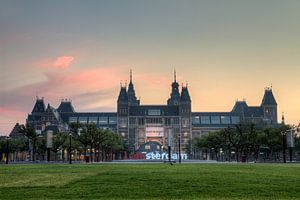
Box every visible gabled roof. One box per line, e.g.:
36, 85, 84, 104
261, 88, 277, 106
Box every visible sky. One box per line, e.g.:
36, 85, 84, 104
1, 0, 300, 135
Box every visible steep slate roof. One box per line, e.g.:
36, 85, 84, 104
231, 101, 248, 113
32, 98, 45, 113
57, 101, 75, 113
46, 104, 60, 121
9, 123, 24, 138
180, 87, 191, 102
261, 89, 277, 106
117, 87, 128, 102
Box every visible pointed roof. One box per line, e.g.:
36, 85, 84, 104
117, 86, 128, 103
9, 123, 24, 138
261, 88, 277, 106
127, 70, 139, 106
57, 100, 75, 113
45, 103, 60, 121
128, 69, 134, 91
180, 86, 191, 102
168, 70, 180, 105
31, 98, 45, 113
231, 100, 248, 113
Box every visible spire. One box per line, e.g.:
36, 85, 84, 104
174, 69, 177, 82
281, 112, 285, 125
127, 69, 139, 106
168, 70, 180, 106
130, 69, 132, 83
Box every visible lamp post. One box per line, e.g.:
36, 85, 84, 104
69, 133, 72, 164
178, 133, 181, 164
281, 131, 287, 163
6, 136, 10, 164
168, 128, 172, 164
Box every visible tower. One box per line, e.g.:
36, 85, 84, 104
180, 83, 192, 154
261, 87, 278, 124
167, 70, 181, 106
117, 83, 129, 144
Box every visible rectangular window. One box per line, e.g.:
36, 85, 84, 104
192, 116, 200, 125
78, 117, 88, 124
173, 118, 179, 125
129, 118, 136, 125
119, 118, 127, 127
69, 117, 78, 123
109, 117, 117, 124
200, 116, 210, 124
138, 118, 145, 125
164, 118, 170, 125
148, 109, 161, 116
89, 117, 98, 124
99, 117, 108, 124
221, 116, 231, 124
211, 116, 220, 124
182, 118, 189, 127
231, 116, 240, 124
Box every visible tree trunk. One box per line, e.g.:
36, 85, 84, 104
90, 143, 93, 163
84, 145, 87, 162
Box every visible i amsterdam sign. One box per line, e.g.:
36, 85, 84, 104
145, 152, 188, 160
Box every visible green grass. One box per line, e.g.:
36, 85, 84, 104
0, 163, 300, 199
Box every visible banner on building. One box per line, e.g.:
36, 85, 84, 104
146, 127, 164, 137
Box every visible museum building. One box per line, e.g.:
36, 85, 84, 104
24, 71, 278, 154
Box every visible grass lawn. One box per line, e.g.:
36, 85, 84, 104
0, 163, 299, 199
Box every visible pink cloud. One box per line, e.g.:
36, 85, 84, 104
0, 65, 176, 134
54, 56, 74, 68
36, 55, 74, 69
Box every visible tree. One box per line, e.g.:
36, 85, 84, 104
101, 130, 123, 161
20, 124, 37, 161
52, 132, 68, 161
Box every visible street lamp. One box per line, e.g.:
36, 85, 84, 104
6, 136, 10, 164
280, 131, 287, 163
178, 133, 181, 164
69, 133, 72, 164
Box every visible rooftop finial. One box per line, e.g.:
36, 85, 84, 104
130, 69, 132, 82
186, 81, 188, 88
120, 80, 122, 88
281, 112, 285, 125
